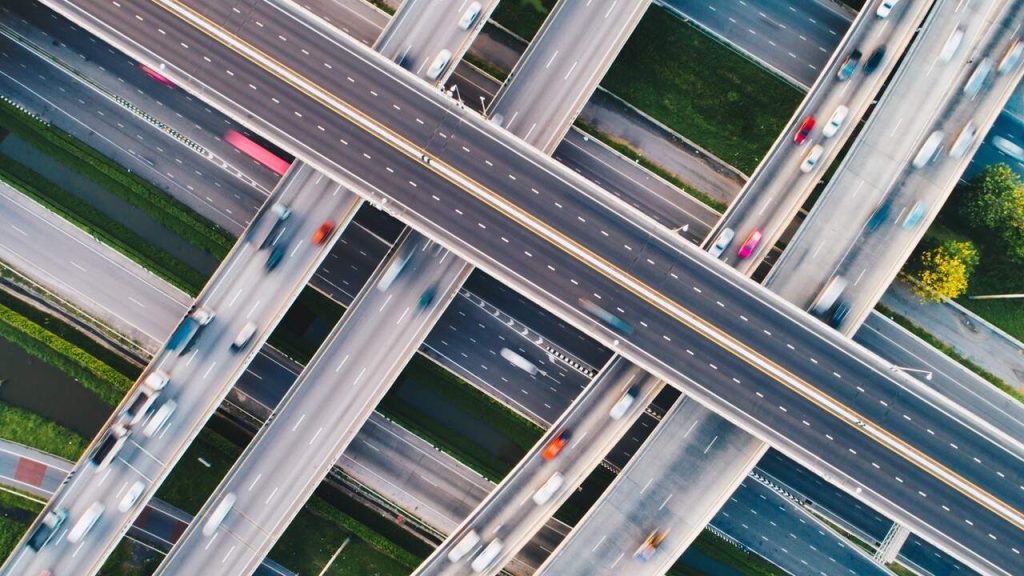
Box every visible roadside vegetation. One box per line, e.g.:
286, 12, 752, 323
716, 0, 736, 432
378, 354, 544, 482
0, 290, 137, 406
99, 541, 162, 576
155, 427, 244, 515
267, 286, 347, 364
490, 0, 557, 41
601, 9, 802, 174
0, 402, 86, 461
0, 489, 44, 562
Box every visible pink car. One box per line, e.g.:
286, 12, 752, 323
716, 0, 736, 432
737, 228, 763, 259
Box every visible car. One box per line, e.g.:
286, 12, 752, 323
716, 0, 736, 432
140, 63, 176, 87
903, 201, 927, 229
634, 529, 669, 562
145, 370, 169, 392
231, 322, 257, 351
876, 0, 900, 18
448, 530, 481, 562
532, 472, 565, 505
378, 249, 414, 291
963, 58, 992, 97
866, 198, 893, 231
993, 135, 1024, 160
67, 502, 105, 544
811, 276, 848, 317
312, 220, 334, 245
708, 228, 735, 258
736, 228, 763, 259
609, 385, 640, 420
27, 509, 67, 551
458, 2, 482, 30
418, 285, 438, 310
794, 116, 815, 145
863, 46, 886, 75
427, 49, 452, 80
949, 122, 977, 159
470, 539, 504, 573
202, 493, 237, 536
142, 399, 177, 437
837, 49, 862, 81
542, 429, 571, 460
912, 131, 944, 168
822, 105, 849, 138
939, 26, 965, 62
827, 300, 850, 328
578, 298, 633, 334
998, 38, 1023, 73
500, 348, 538, 375
118, 480, 147, 512
800, 144, 825, 173
265, 243, 286, 271
90, 423, 131, 470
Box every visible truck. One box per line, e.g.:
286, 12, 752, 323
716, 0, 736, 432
90, 424, 131, 471
166, 307, 215, 354
27, 508, 68, 551
259, 202, 292, 250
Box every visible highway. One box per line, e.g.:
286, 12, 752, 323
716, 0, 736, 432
488, 0, 650, 152
30, 1, 1024, 573
660, 0, 852, 88
155, 232, 472, 575
2, 162, 363, 576
375, 0, 496, 84
414, 358, 661, 575
767, 1, 1024, 329
712, 0, 935, 276
537, 397, 766, 576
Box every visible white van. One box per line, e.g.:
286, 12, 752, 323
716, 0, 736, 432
447, 530, 481, 562
67, 502, 105, 544
231, 322, 257, 352
143, 400, 177, 437
470, 538, 504, 573
532, 472, 565, 505
500, 348, 538, 375
202, 493, 237, 536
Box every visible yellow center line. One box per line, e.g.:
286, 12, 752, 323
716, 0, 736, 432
149, 0, 1022, 532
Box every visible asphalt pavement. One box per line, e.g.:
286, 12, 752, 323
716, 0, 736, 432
31, 1, 1024, 572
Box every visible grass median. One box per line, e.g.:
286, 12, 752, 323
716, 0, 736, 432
602, 8, 802, 175
0, 402, 87, 461
491, 0, 557, 41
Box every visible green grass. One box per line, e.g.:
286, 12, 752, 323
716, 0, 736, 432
0, 489, 44, 563
0, 402, 87, 461
270, 496, 422, 575
888, 562, 919, 576
0, 298, 135, 406
490, 0, 556, 41
267, 286, 347, 364
554, 465, 615, 525
601, 8, 803, 175
575, 121, 727, 212
366, 0, 396, 15
154, 428, 243, 514
378, 354, 544, 482
0, 100, 233, 259
463, 51, 510, 82
99, 540, 162, 576
669, 530, 787, 576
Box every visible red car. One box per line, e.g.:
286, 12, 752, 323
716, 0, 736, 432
542, 429, 571, 460
737, 228, 763, 259
140, 64, 176, 88
794, 116, 815, 145
312, 220, 334, 245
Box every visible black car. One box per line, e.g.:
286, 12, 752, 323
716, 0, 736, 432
863, 46, 887, 75
828, 300, 851, 328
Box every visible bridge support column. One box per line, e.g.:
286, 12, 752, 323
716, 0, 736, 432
874, 522, 910, 564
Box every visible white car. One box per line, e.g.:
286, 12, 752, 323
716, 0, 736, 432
470, 539, 504, 573
800, 144, 825, 173
448, 530, 481, 562
939, 27, 964, 62
876, 0, 900, 18
118, 480, 147, 512
458, 2, 482, 30
500, 348, 538, 375
822, 105, 849, 138
532, 472, 565, 505
948, 122, 977, 159
993, 135, 1024, 160
427, 49, 452, 80
609, 385, 639, 420
708, 228, 734, 258
963, 58, 992, 98
202, 493, 237, 536
912, 131, 944, 168
67, 502, 105, 544
998, 39, 1023, 74
143, 399, 177, 437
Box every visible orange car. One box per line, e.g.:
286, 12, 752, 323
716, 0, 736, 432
312, 220, 334, 245
542, 429, 571, 460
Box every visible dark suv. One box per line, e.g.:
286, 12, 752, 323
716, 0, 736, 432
837, 49, 862, 80
864, 46, 887, 75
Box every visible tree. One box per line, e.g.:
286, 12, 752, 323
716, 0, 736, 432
960, 163, 1024, 261
911, 240, 979, 302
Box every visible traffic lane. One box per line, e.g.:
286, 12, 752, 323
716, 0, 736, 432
537, 398, 763, 576
424, 360, 661, 575
661, 0, 849, 87
856, 314, 1024, 447
79, 0, 1024, 557
8, 1, 282, 193
17, 164, 361, 576
0, 181, 190, 348
163, 237, 471, 575
902, 533, 974, 576
490, 0, 650, 152
966, 110, 1024, 179
312, 217, 394, 304
714, 478, 889, 576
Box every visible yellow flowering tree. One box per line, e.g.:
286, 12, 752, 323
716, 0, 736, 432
912, 240, 979, 302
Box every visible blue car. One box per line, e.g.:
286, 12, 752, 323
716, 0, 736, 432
903, 201, 927, 229
265, 244, 286, 271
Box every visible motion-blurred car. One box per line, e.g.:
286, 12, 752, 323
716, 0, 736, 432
312, 220, 334, 245
794, 116, 815, 145
118, 480, 146, 512
418, 285, 438, 310
998, 38, 1023, 73
939, 26, 965, 62
912, 131, 944, 168
822, 105, 849, 138
800, 144, 825, 173
863, 46, 886, 75
578, 298, 633, 334
949, 122, 977, 159
265, 243, 286, 271
634, 529, 669, 562
736, 228, 763, 259
993, 135, 1024, 160
459, 2, 482, 30
963, 58, 993, 97
903, 201, 927, 229
708, 227, 735, 258
609, 385, 640, 420
532, 472, 565, 505
837, 49, 862, 81
542, 429, 571, 460
427, 49, 452, 80
876, 0, 900, 18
